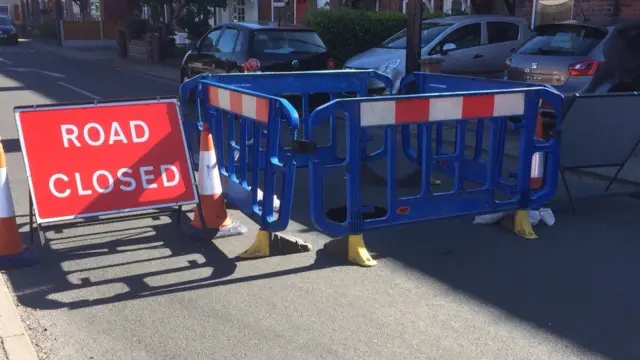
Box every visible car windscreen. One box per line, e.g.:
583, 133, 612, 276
252, 30, 326, 54
379, 23, 453, 49
516, 25, 607, 56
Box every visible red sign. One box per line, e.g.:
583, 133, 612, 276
15, 99, 197, 223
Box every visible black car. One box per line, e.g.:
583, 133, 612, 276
0, 17, 18, 45
180, 21, 334, 83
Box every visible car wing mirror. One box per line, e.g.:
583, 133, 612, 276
442, 43, 457, 55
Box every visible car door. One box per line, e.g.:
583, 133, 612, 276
482, 21, 523, 78
213, 27, 242, 73
429, 22, 484, 76
189, 27, 223, 76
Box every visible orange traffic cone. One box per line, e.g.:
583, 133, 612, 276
0, 137, 37, 269
530, 114, 545, 190
189, 125, 246, 238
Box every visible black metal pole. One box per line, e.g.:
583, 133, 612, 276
54, 0, 63, 45
405, 0, 422, 75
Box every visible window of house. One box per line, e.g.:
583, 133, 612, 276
233, 0, 246, 22
487, 21, 520, 44
217, 28, 240, 52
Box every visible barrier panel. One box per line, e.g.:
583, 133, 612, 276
14, 97, 199, 244
398, 72, 564, 205
180, 70, 394, 169
180, 79, 301, 234
557, 92, 640, 214
307, 86, 563, 239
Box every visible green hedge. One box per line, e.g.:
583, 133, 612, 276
303, 8, 444, 67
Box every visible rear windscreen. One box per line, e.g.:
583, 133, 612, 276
252, 30, 326, 54
516, 26, 607, 56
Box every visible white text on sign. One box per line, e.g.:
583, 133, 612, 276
50, 120, 181, 198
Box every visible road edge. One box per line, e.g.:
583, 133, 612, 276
0, 274, 39, 360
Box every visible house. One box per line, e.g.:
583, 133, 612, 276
214, 0, 640, 27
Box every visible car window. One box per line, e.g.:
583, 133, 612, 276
0, 17, 11, 26
217, 28, 239, 52
379, 22, 453, 49
252, 30, 326, 54
517, 25, 607, 56
234, 30, 246, 52
200, 29, 222, 52
487, 22, 519, 44
440, 23, 482, 50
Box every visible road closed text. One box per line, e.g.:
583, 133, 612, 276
48, 165, 181, 198
15, 100, 197, 222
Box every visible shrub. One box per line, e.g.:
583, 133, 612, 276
36, 17, 58, 38
303, 8, 444, 67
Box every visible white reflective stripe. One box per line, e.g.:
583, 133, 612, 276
493, 93, 525, 116
429, 96, 463, 121
531, 152, 544, 178
360, 101, 395, 126
218, 88, 231, 112
0, 168, 15, 218
242, 94, 257, 119
198, 150, 222, 196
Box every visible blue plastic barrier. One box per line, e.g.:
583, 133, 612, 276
182, 70, 393, 168
398, 72, 564, 203
307, 85, 564, 237
179, 78, 300, 233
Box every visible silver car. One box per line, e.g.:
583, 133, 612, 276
344, 15, 533, 93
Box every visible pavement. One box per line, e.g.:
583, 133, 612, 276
1, 40, 640, 360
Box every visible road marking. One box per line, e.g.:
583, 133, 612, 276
0, 58, 12, 64
6, 68, 66, 78
57, 82, 102, 100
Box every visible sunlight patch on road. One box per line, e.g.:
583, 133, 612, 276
45, 283, 130, 304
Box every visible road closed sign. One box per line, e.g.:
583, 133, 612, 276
15, 98, 198, 223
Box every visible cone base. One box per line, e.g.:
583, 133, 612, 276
186, 221, 247, 240
0, 245, 38, 270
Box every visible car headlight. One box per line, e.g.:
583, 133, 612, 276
378, 59, 400, 74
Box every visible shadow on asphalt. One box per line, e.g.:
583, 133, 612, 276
4, 61, 640, 359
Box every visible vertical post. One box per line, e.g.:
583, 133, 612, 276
55, 0, 63, 45
405, 0, 422, 76
530, 0, 538, 30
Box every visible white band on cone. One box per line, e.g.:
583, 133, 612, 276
0, 168, 15, 218
198, 150, 223, 196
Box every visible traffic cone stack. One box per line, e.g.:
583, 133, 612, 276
189, 125, 247, 238
0, 137, 37, 270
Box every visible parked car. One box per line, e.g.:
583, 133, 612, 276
0, 16, 18, 45
180, 21, 335, 83
505, 18, 640, 109
344, 15, 533, 93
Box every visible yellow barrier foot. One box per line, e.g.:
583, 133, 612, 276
504, 210, 538, 240
238, 230, 312, 259
324, 234, 377, 267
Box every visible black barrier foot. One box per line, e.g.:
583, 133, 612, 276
0, 246, 38, 270
398, 168, 441, 188
324, 234, 377, 267
500, 210, 538, 240
238, 230, 312, 259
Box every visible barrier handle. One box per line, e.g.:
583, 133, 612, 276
398, 73, 417, 94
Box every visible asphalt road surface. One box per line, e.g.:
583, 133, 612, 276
2, 41, 640, 360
